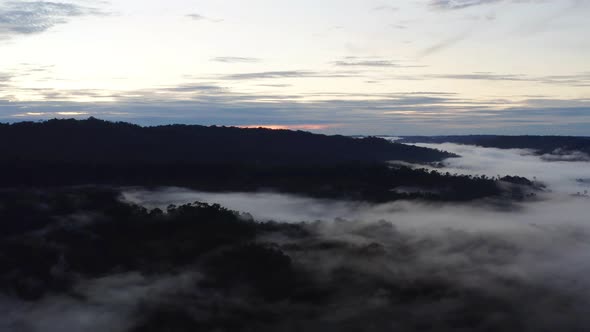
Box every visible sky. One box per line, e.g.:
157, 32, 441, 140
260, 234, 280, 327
0, 0, 589, 135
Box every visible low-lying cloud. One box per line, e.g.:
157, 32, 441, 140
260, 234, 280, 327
414, 143, 590, 194
119, 143, 590, 329
2, 143, 590, 331
0, 273, 199, 332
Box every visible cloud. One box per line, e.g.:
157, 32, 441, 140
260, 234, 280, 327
122, 143, 590, 226
390, 24, 408, 29
2, 144, 590, 330
333, 60, 401, 68
430, 0, 503, 10
373, 5, 400, 12
0, 272, 199, 332
539, 73, 590, 87
220, 70, 314, 80
0, 73, 13, 87
118, 145, 590, 330
160, 83, 225, 93
211, 57, 261, 63
218, 70, 359, 80
429, 72, 590, 87
186, 13, 222, 23
419, 32, 470, 56
382, 70, 590, 87
186, 13, 206, 20
414, 143, 590, 194
1, 80, 589, 135
0, 1, 108, 38
431, 73, 528, 81
429, 0, 565, 10
332, 56, 426, 68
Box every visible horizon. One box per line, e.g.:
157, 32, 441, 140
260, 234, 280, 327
2, 3, 590, 329
1, 0, 589, 135
3, 116, 590, 138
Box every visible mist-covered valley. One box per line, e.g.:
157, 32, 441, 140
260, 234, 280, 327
1, 139, 589, 332
3, 0, 589, 329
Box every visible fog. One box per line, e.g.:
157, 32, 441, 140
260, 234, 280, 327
415, 143, 590, 195
3, 143, 590, 331
0, 272, 200, 332
119, 143, 590, 330
120, 143, 590, 270
122, 143, 590, 232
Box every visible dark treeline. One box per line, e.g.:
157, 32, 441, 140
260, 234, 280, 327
0, 118, 538, 202
399, 135, 590, 156
0, 118, 454, 165
0, 162, 536, 202
0, 188, 580, 331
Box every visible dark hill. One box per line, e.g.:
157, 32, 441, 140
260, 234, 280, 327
0, 119, 536, 203
0, 118, 454, 165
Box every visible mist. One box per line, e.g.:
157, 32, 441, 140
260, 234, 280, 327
2, 143, 590, 331
118, 143, 590, 330
122, 143, 590, 230
415, 143, 590, 195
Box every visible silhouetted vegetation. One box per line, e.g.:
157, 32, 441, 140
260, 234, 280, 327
0, 163, 538, 202
0, 188, 578, 331
0, 188, 257, 300
0, 118, 542, 202
0, 118, 454, 165
0, 120, 558, 331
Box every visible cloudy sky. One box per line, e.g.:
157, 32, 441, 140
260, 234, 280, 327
0, 0, 589, 134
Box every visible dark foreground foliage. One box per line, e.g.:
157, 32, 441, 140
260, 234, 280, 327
0, 188, 584, 332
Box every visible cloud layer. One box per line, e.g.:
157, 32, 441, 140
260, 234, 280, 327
1, 143, 589, 331
0, 1, 107, 38
116, 143, 590, 331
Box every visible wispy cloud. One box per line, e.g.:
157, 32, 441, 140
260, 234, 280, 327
333, 60, 400, 68
432, 72, 528, 81
419, 32, 470, 57
220, 71, 313, 80
211, 57, 261, 63
1, 82, 589, 135
0, 72, 13, 82
429, 0, 558, 10
430, 0, 503, 10
160, 83, 225, 93
373, 5, 400, 12
429, 72, 590, 87
0, 1, 108, 38
218, 70, 359, 80
186, 13, 223, 23
333, 57, 425, 68
186, 13, 206, 20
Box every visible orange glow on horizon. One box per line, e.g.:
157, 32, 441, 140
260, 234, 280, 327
238, 124, 338, 131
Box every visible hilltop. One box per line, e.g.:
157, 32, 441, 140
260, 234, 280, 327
0, 118, 453, 166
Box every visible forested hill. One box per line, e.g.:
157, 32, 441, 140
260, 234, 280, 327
399, 135, 590, 155
0, 118, 454, 165
0, 119, 537, 203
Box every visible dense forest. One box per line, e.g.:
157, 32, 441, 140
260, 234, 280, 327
0, 118, 538, 202
0, 118, 453, 165
399, 135, 590, 156
0, 188, 576, 332
0, 121, 577, 331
